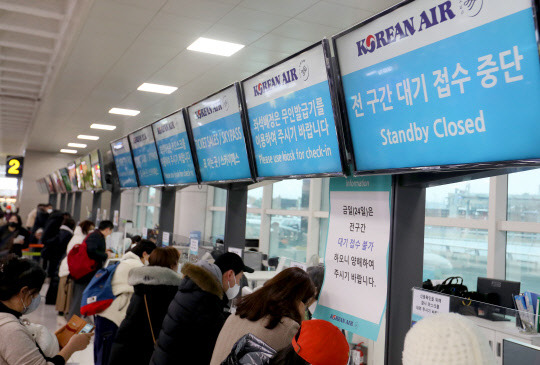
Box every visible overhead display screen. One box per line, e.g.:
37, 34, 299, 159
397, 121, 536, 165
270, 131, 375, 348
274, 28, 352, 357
152, 110, 198, 185
129, 126, 164, 186
59, 168, 72, 192
51, 172, 66, 193
334, 0, 540, 172
44, 175, 55, 194
90, 150, 103, 190
187, 84, 252, 182
242, 41, 344, 179
111, 137, 138, 188
79, 155, 93, 190
67, 162, 78, 192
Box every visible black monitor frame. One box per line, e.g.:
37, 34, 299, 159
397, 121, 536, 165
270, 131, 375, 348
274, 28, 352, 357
110, 136, 140, 189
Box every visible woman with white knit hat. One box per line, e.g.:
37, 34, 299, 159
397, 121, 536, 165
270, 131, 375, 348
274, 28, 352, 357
402, 313, 496, 365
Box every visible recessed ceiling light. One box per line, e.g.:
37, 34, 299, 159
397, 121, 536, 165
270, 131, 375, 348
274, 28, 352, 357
60, 149, 77, 154
68, 143, 87, 148
91, 123, 116, 130
137, 83, 178, 94
187, 37, 244, 57
109, 108, 140, 116
77, 135, 99, 140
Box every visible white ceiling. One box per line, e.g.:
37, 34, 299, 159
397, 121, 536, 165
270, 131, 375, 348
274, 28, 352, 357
1, 0, 401, 158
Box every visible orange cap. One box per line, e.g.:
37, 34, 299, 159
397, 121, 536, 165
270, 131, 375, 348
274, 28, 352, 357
292, 320, 349, 365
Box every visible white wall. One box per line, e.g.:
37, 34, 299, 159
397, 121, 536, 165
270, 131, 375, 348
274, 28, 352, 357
174, 185, 209, 241
19, 150, 74, 225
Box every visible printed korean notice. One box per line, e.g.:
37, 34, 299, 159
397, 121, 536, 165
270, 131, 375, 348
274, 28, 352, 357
334, 0, 540, 171
314, 175, 391, 340
411, 288, 450, 325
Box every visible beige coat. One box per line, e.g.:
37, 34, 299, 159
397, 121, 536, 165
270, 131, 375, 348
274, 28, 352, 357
0, 313, 55, 365
210, 314, 300, 365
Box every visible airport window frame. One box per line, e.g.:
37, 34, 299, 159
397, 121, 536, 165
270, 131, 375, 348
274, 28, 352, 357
132, 187, 161, 231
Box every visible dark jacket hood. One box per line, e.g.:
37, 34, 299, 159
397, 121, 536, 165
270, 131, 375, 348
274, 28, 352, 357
128, 266, 183, 287
181, 262, 223, 300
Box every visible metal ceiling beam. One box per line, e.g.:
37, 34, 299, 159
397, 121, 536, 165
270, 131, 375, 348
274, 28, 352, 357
0, 2, 64, 20
0, 23, 58, 40
1, 111, 32, 118
0, 108, 34, 116
0, 40, 54, 54
0, 54, 48, 66
0, 93, 39, 101
1, 84, 39, 94
0, 76, 42, 86
0, 98, 35, 107
0, 67, 45, 77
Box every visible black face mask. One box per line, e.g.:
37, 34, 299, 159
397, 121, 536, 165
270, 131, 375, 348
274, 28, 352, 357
8, 222, 18, 228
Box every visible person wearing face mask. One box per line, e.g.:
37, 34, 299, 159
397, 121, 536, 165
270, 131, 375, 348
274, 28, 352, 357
0, 214, 30, 258
150, 252, 253, 365
31, 205, 52, 236
210, 267, 316, 365
68, 220, 114, 319
0, 255, 92, 365
109, 246, 182, 365
93, 240, 156, 365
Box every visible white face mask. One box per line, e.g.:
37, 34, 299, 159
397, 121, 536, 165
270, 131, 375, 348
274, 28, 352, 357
225, 275, 240, 299
46, 209, 53, 214
20, 294, 41, 315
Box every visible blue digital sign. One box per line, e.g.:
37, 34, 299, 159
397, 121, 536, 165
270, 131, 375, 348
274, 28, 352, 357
334, 0, 540, 172
129, 127, 164, 186
187, 85, 252, 182
152, 111, 198, 185
111, 138, 138, 188
243, 42, 344, 178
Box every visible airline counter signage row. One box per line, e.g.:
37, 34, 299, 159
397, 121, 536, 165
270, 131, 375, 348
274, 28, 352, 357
152, 110, 198, 185
129, 127, 164, 186
111, 137, 138, 188
187, 84, 253, 183
334, 0, 540, 173
242, 40, 346, 179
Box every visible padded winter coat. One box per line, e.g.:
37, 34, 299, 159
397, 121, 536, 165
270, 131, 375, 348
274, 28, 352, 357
150, 262, 229, 365
221, 334, 276, 365
108, 266, 182, 365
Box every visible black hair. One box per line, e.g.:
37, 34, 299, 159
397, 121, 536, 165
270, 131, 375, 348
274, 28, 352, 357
0, 255, 46, 300
131, 240, 157, 258
131, 235, 142, 244
62, 217, 76, 231
306, 265, 325, 300
269, 345, 309, 365
8, 214, 23, 227
98, 220, 114, 231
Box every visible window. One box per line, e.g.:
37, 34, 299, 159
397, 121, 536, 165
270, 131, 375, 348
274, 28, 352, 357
269, 215, 308, 262
506, 232, 540, 293
211, 211, 225, 242
272, 180, 310, 210
508, 169, 540, 222
214, 187, 227, 207
132, 187, 161, 230
246, 213, 261, 239
426, 178, 489, 219
248, 187, 263, 208
319, 218, 329, 259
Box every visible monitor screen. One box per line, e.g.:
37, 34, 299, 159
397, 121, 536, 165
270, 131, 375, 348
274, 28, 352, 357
129, 126, 164, 186
90, 150, 103, 190
79, 155, 93, 190
503, 339, 540, 364
152, 110, 198, 185
187, 84, 252, 183
333, 0, 540, 173
59, 168, 72, 192
477, 277, 521, 310
67, 162, 78, 192
44, 175, 55, 194
50, 173, 65, 193
111, 137, 138, 188
242, 41, 344, 179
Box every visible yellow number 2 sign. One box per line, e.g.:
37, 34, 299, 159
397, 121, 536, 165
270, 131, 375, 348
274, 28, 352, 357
6, 156, 24, 178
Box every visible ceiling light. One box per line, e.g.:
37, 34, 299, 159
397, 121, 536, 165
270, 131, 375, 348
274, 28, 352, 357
109, 108, 140, 116
68, 143, 87, 148
77, 135, 99, 140
91, 123, 116, 130
137, 83, 178, 94
187, 37, 244, 57
60, 149, 77, 154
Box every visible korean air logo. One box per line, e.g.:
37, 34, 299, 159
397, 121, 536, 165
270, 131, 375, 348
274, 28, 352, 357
222, 95, 230, 111
330, 314, 357, 328
459, 0, 483, 17
298, 59, 309, 81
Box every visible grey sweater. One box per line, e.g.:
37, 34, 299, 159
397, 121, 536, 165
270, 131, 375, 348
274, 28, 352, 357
0, 313, 57, 365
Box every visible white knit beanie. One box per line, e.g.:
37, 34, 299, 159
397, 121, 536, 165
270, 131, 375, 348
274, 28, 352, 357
402, 313, 496, 365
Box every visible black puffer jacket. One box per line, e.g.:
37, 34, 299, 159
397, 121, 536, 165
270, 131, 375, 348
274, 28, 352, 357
221, 334, 277, 365
108, 266, 182, 365
150, 262, 229, 365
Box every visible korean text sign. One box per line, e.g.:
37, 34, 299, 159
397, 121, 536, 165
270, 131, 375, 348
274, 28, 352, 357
314, 175, 391, 340
411, 288, 450, 325
243, 42, 343, 178
188, 85, 252, 182
111, 138, 138, 188
129, 127, 164, 186
334, 0, 540, 171
152, 111, 198, 185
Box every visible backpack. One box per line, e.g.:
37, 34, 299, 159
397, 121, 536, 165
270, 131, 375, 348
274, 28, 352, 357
80, 262, 119, 316
67, 239, 96, 280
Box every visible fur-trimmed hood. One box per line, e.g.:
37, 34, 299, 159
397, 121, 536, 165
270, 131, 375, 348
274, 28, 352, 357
181, 262, 223, 299
129, 266, 183, 287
